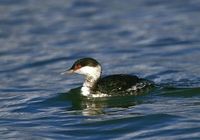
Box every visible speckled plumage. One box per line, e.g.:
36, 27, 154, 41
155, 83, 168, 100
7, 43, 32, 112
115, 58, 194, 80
64, 58, 154, 97
93, 74, 153, 95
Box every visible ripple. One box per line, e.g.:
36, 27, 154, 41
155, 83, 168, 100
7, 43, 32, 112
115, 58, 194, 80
0, 56, 70, 73
0, 0, 200, 139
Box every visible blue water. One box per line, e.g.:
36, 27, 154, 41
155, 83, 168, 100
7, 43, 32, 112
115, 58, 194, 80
0, 0, 200, 139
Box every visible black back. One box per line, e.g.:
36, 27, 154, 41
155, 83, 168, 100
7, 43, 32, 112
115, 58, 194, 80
94, 74, 140, 94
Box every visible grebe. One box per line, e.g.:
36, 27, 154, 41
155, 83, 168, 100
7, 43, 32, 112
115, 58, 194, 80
63, 58, 154, 98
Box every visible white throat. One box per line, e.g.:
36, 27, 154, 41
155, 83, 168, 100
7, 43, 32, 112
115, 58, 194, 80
74, 65, 101, 96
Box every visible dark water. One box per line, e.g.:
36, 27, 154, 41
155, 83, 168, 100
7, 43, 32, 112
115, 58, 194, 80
0, 0, 200, 139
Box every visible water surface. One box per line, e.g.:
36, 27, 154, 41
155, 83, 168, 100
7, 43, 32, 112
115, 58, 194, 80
0, 0, 200, 139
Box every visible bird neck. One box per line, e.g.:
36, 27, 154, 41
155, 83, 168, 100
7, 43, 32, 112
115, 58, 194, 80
81, 66, 101, 96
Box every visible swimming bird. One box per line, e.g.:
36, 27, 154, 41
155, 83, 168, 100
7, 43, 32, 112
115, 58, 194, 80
63, 58, 154, 98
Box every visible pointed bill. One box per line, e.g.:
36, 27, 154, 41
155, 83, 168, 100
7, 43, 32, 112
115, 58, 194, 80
61, 69, 74, 75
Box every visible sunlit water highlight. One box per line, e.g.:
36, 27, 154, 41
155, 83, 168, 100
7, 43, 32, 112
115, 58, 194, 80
0, 0, 200, 139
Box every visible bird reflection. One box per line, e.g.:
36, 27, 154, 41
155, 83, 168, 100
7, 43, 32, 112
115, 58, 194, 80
56, 87, 150, 116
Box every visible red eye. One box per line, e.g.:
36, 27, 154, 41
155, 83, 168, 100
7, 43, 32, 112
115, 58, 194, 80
75, 64, 81, 70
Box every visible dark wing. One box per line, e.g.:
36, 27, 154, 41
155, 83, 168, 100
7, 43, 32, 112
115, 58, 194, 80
94, 74, 139, 94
